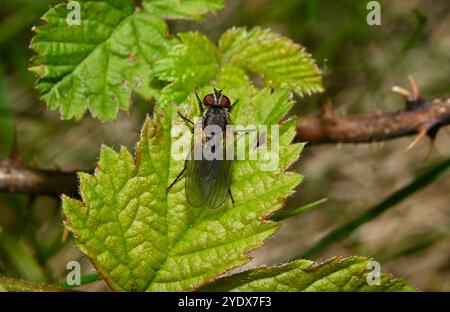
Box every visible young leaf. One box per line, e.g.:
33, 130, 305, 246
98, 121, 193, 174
216, 64, 251, 89
219, 27, 324, 96
198, 256, 415, 292
62, 85, 303, 291
155, 27, 323, 105
144, 0, 224, 20
30, 0, 174, 120
154, 32, 220, 105
30, 0, 225, 120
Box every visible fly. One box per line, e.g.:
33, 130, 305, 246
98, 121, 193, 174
168, 88, 237, 209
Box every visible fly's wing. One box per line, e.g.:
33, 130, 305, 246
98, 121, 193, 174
185, 113, 233, 209
185, 158, 232, 209
185, 124, 206, 208
203, 158, 232, 209
185, 157, 205, 208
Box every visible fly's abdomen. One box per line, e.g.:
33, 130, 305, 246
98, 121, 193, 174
185, 158, 232, 209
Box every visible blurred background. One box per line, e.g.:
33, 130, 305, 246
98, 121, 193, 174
0, 0, 449, 291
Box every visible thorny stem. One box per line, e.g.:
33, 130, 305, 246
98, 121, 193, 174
1, 90, 450, 197
296, 95, 450, 144
0, 158, 80, 198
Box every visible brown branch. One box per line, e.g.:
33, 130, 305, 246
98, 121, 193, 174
1, 89, 450, 197
0, 159, 79, 198
296, 96, 450, 144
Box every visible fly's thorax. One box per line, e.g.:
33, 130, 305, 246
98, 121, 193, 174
202, 106, 230, 132
190, 107, 232, 161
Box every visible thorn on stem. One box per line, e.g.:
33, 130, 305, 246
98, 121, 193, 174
407, 126, 429, 151
392, 86, 412, 99
407, 75, 420, 98
393, 76, 426, 111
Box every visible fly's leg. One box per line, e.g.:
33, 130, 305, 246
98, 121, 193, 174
229, 99, 239, 113
167, 163, 187, 193
177, 111, 194, 130
194, 91, 204, 114
170, 112, 194, 193
228, 189, 235, 206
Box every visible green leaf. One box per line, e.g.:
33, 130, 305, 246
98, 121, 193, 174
144, 0, 224, 20
155, 27, 323, 105
62, 85, 303, 291
198, 256, 415, 292
219, 27, 324, 96
216, 64, 251, 88
154, 32, 220, 105
30, 0, 174, 120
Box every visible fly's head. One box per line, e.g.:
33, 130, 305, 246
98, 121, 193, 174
202, 88, 231, 110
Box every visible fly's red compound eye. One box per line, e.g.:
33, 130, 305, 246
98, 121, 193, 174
203, 94, 215, 106
220, 95, 231, 109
